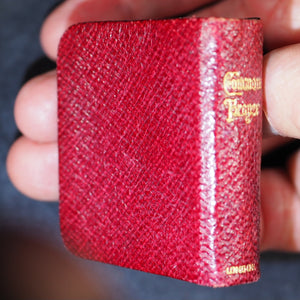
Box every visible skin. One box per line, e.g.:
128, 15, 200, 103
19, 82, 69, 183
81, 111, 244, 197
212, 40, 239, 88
6, 0, 300, 252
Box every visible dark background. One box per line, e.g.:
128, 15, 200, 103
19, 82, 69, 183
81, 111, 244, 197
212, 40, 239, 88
1, 0, 300, 299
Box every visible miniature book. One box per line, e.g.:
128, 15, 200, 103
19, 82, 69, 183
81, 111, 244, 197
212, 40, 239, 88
58, 18, 263, 287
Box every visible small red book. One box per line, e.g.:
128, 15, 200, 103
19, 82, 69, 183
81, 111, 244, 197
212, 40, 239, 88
57, 18, 263, 287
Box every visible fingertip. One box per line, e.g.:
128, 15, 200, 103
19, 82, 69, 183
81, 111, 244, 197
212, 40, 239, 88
40, 1, 77, 60
264, 44, 300, 139
7, 137, 59, 201
15, 70, 57, 143
40, 16, 59, 61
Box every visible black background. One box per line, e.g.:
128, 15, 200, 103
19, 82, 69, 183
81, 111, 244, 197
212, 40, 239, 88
1, 0, 300, 299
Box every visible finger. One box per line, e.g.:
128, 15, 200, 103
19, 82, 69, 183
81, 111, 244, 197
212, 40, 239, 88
262, 114, 292, 154
262, 136, 292, 154
289, 150, 300, 197
40, 0, 216, 60
6, 137, 59, 201
15, 70, 57, 143
260, 169, 300, 252
263, 44, 300, 139
195, 0, 300, 51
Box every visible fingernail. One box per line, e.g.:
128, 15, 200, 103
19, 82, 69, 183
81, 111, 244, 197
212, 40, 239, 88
263, 113, 280, 138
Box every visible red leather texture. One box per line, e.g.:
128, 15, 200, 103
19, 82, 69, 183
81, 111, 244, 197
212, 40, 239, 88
57, 18, 263, 287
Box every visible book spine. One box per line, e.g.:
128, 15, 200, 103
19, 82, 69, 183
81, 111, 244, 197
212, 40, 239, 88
198, 19, 263, 287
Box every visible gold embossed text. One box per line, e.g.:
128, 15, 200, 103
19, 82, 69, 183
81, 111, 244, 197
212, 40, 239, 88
223, 71, 262, 97
226, 263, 256, 275
223, 98, 260, 124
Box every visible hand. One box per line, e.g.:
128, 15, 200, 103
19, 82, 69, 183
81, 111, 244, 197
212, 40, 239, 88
7, 0, 300, 252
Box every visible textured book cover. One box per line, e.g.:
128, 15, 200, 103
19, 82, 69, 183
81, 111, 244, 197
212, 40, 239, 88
57, 18, 263, 287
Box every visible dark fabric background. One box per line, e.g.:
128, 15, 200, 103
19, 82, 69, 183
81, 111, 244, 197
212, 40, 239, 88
1, 0, 300, 299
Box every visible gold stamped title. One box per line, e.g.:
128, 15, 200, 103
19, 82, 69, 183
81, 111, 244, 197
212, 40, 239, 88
223, 71, 262, 124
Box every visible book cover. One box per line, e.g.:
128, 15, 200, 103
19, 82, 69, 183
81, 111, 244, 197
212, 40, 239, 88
57, 18, 263, 287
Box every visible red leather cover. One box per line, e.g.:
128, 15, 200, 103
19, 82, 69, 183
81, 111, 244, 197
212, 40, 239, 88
57, 18, 263, 287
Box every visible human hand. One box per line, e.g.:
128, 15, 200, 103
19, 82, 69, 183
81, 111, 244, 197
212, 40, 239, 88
7, 0, 300, 252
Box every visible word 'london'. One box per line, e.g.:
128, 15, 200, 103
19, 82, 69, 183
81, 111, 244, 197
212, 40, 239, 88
223, 71, 262, 124
226, 263, 256, 275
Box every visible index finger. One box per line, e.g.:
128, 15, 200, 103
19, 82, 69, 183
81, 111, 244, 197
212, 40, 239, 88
41, 0, 217, 60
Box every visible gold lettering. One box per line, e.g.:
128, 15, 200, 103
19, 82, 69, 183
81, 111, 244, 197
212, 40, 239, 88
223, 71, 262, 124
223, 98, 260, 124
223, 71, 262, 97
226, 263, 256, 275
